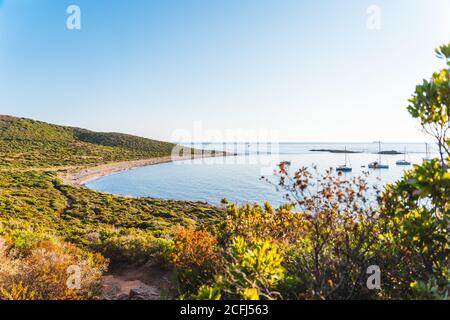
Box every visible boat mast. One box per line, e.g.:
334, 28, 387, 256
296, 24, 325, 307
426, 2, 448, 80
345, 146, 347, 166
378, 141, 381, 163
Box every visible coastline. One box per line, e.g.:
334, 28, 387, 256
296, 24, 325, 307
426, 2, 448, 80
58, 152, 228, 187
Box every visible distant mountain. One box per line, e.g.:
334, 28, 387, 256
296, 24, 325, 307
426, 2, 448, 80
0, 115, 177, 169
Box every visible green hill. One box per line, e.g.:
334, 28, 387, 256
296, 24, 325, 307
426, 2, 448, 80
0, 115, 177, 169
0, 115, 224, 300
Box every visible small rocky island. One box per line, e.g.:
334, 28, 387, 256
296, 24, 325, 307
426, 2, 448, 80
377, 150, 403, 155
310, 149, 404, 155
310, 149, 361, 154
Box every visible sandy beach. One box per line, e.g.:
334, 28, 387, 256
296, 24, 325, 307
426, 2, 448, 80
58, 153, 227, 187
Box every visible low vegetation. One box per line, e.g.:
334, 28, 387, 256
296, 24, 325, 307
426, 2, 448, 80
0, 169, 224, 299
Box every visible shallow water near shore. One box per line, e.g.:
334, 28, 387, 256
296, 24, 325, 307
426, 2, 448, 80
86, 143, 437, 207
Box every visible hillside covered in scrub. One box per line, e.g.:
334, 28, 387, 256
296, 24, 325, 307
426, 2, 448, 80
0, 115, 224, 300
0, 115, 177, 169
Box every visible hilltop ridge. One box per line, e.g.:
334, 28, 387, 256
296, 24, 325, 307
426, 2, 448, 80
0, 115, 177, 169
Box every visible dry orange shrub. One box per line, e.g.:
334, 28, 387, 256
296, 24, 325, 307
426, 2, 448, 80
168, 227, 222, 291
0, 236, 108, 300
169, 227, 219, 271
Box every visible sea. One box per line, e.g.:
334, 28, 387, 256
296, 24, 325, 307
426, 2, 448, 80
86, 143, 437, 207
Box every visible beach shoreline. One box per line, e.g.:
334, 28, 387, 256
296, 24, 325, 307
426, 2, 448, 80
58, 153, 228, 187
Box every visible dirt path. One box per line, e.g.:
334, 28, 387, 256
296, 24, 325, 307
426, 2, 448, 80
101, 262, 173, 300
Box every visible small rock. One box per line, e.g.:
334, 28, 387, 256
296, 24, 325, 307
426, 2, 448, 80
129, 286, 160, 300
117, 293, 130, 300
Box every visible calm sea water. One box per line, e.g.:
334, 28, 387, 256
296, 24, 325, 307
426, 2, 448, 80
86, 143, 437, 207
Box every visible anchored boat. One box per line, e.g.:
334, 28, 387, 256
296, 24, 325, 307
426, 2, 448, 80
368, 141, 389, 169
396, 146, 411, 166
336, 146, 352, 172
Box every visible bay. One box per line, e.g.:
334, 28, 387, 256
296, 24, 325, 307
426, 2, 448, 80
86, 143, 436, 207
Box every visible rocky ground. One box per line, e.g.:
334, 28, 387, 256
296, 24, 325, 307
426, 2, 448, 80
101, 259, 173, 300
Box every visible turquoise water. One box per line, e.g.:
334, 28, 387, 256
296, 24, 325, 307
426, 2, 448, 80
86, 143, 437, 207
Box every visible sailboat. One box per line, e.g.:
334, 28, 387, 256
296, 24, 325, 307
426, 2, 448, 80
336, 146, 352, 172
368, 141, 389, 169
396, 146, 411, 166
423, 143, 432, 162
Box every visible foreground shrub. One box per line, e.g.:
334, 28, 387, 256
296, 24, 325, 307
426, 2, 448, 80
219, 236, 285, 300
379, 161, 449, 298
379, 43, 449, 299
170, 169, 383, 300
222, 202, 303, 243
100, 231, 157, 264
168, 227, 222, 294
193, 236, 285, 300
267, 165, 383, 299
0, 236, 108, 300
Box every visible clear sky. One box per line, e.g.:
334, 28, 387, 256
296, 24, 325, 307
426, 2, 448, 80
1, 0, 449, 142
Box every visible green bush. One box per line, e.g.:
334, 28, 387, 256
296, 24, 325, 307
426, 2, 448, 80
101, 232, 157, 264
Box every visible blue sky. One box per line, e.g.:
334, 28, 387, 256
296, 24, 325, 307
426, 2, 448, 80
0, 0, 449, 142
